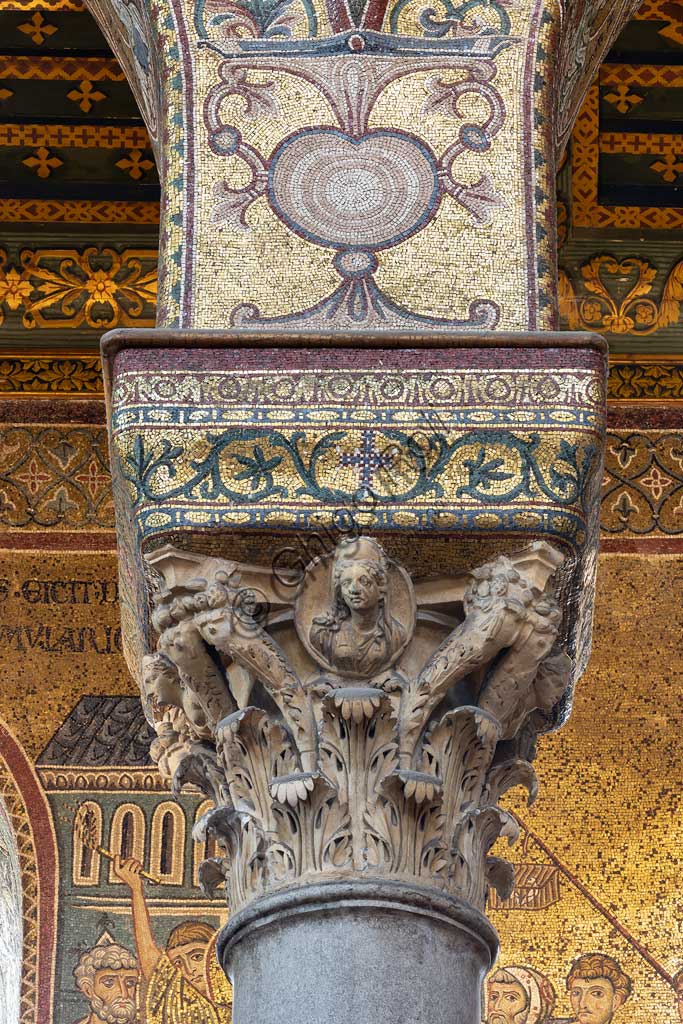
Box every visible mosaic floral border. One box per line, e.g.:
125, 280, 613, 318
0, 248, 157, 331
2, 421, 681, 538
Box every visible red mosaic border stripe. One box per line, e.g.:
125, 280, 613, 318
0, 720, 58, 1024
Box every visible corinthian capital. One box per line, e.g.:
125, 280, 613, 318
144, 536, 568, 917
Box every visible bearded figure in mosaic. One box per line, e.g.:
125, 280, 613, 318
73, 939, 138, 1024
486, 966, 557, 1024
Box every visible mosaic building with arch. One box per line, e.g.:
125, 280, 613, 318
31, 697, 227, 1024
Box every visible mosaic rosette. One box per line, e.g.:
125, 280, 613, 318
104, 333, 607, 692
267, 128, 440, 249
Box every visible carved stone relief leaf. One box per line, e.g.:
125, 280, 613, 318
148, 537, 567, 914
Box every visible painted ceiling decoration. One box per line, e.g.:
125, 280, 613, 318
0, 0, 682, 354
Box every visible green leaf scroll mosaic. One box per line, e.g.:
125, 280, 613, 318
116, 426, 601, 545
3, 425, 681, 537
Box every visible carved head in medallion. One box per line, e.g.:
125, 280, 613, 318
296, 536, 415, 681
332, 537, 388, 616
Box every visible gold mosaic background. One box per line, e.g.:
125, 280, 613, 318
492, 553, 683, 1024
0, 551, 129, 761
0, 541, 680, 1022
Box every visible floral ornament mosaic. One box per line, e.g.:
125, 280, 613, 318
602, 431, 683, 535
559, 255, 683, 336
205, 56, 506, 330
0, 426, 114, 529
195, 0, 516, 43
82, 0, 640, 330
0, 417, 679, 539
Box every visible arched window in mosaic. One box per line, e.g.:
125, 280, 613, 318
150, 802, 185, 885
193, 799, 221, 888
108, 804, 145, 882
72, 801, 102, 886
0, 797, 22, 1024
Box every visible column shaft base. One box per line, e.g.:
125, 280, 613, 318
218, 881, 499, 1024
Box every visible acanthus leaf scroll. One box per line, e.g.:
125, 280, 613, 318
141, 536, 571, 915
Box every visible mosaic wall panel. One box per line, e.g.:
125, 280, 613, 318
80, 0, 646, 331
602, 429, 683, 536
0, 539, 680, 1024
0, 425, 114, 531
488, 553, 683, 1024
4, 399, 683, 544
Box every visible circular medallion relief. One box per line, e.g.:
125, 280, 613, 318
295, 537, 416, 680
268, 129, 440, 251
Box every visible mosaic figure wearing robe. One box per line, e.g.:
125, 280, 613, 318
112, 855, 232, 1024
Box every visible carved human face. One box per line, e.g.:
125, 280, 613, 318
142, 655, 179, 706
79, 968, 138, 1024
169, 941, 209, 996
487, 981, 529, 1024
569, 977, 623, 1024
338, 563, 381, 614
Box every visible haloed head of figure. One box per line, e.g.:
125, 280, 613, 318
166, 921, 215, 998
567, 954, 633, 1024
673, 969, 683, 1023
488, 971, 531, 1024
487, 966, 556, 1024
74, 942, 138, 1024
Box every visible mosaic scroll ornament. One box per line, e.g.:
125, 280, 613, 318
205, 56, 506, 329
195, 0, 516, 44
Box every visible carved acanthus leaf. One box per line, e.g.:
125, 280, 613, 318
145, 537, 568, 914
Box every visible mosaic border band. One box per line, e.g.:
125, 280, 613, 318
1, 351, 682, 401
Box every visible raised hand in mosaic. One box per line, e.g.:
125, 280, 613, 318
110, 856, 233, 1023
